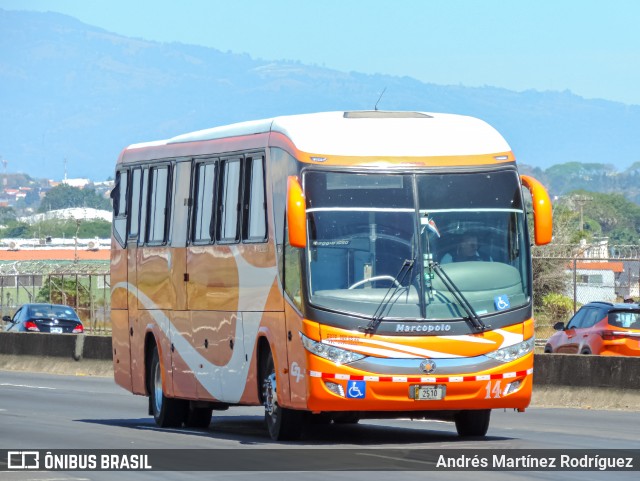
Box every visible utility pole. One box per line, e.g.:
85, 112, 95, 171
1, 156, 7, 187
74, 219, 81, 263
572, 194, 592, 232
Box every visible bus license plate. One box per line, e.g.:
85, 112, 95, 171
413, 385, 445, 400
50, 327, 63, 334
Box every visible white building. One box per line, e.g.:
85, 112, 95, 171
567, 261, 624, 303
18, 207, 112, 225
61, 178, 91, 188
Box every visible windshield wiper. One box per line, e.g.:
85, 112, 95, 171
359, 258, 415, 335
429, 262, 487, 332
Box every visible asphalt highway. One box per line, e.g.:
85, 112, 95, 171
1, 370, 638, 481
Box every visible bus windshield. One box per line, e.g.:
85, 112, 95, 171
304, 170, 530, 321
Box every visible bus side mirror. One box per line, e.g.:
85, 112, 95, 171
287, 176, 307, 248
521, 174, 553, 246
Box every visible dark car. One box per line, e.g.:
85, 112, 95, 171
2, 303, 84, 334
545, 301, 640, 356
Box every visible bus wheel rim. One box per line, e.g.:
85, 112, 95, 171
153, 361, 163, 414
262, 372, 278, 417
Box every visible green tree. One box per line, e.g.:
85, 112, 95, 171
81, 187, 111, 210
36, 277, 91, 322
38, 184, 110, 212
0, 221, 30, 237
38, 184, 85, 212
542, 293, 574, 321
0, 206, 16, 224
573, 190, 640, 244
37, 219, 111, 239
531, 203, 576, 311
0, 218, 111, 239
78, 220, 111, 238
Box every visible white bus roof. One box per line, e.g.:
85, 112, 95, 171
126, 111, 512, 158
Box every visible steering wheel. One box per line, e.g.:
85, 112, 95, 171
348, 275, 401, 289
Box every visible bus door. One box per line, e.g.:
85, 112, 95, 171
111, 169, 132, 391
126, 167, 145, 394
170, 159, 197, 399
171, 160, 191, 311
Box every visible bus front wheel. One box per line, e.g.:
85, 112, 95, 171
454, 409, 491, 437
261, 350, 304, 440
149, 345, 187, 428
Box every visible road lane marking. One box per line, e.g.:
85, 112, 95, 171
0, 383, 57, 390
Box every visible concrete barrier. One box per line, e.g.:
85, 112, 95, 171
533, 353, 640, 389
0, 331, 79, 358
0, 332, 639, 410
531, 353, 640, 410
0, 331, 113, 376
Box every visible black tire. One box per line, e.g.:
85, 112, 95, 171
454, 409, 491, 437
185, 404, 213, 428
149, 345, 188, 428
581, 348, 592, 355
544, 345, 552, 353
261, 350, 304, 440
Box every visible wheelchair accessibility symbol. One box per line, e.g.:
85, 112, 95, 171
494, 295, 510, 311
346, 380, 366, 399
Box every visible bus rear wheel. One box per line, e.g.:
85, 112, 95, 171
454, 409, 491, 437
149, 345, 187, 428
261, 350, 304, 440
185, 404, 213, 428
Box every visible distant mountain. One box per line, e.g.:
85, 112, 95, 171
2, 9, 640, 181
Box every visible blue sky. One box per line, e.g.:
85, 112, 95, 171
2, 0, 640, 105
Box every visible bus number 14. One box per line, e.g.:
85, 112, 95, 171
485, 380, 502, 399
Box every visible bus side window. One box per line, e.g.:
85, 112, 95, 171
217, 158, 242, 243
192, 161, 217, 244
147, 165, 171, 244
113, 170, 129, 247
128, 168, 142, 241
244, 155, 267, 242
138, 168, 149, 245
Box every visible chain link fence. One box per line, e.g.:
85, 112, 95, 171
0, 261, 111, 334
2, 242, 638, 340
532, 242, 640, 342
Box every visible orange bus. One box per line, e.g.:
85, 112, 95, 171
110, 111, 552, 440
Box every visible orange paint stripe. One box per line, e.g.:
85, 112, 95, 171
268, 132, 515, 167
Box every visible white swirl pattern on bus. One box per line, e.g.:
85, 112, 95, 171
113, 246, 277, 403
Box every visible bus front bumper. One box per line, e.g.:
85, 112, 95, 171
305, 353, 533, 412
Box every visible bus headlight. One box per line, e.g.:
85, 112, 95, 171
485, 338, 534, 363
300, 334, 366, 365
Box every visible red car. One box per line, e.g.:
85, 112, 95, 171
545, 301, 640, 356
